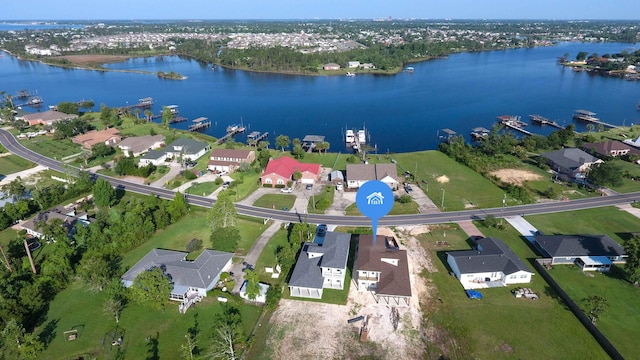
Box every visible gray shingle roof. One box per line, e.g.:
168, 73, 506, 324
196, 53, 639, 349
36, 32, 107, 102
541, 148, 601, 172
121, 249, 233, 291
534, 235, 625, 258
140, 149, 166, 160
288, 232, 351, 289
447, 237, 533, 275
169, 138, 209, 155
346, 163, 399, 182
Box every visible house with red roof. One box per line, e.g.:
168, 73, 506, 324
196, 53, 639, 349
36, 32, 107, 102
260, 156, 321, 187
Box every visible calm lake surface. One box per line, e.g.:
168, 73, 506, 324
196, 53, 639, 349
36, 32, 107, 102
1, 42, 639, 153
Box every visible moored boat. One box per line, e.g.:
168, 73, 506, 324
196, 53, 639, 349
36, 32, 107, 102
345, 130, 355, 143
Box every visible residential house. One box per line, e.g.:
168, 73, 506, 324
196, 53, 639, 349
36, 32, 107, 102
583, 140, 640, 158
288, 232, 351, 299
121, 249, 233, 312
72, 128, 122, 150
354, 235, 412, 306
138, 149, 168, 166
446, 237, 534, 290
322, 63, 341, 71
21, 206, 91, 239
23, 110, 78, 127
533, 235, 626, 272
540, 148, 603, 181
346, 163, 400, 189
207, 148, 256, 173
117, 135, 165, 157
361, 63, 376, 70
348, 61, 361, 68
260, 156, 321, 187
164, 138, 211, 162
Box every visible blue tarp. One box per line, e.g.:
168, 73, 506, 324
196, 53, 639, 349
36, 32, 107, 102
466, 290, 483, 299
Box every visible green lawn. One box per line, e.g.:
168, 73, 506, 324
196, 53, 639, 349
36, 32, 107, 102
307, 185, 335, 214
610, 158, 640, 193
253, 194, 296, 211
186, 181, 220, 196
546, 265, 640, 359
255, 227, 290, 284
37, 282, 262, 360
235, 216, 272, 257
418, 223, 609, 359
0, 228, 18, 247
345, 197, 419, 216
392, 151, 506, 210
0, 154, 35, 175
230, 169, 261, 201
525, 206, 640, 244
20, 137, 82, 159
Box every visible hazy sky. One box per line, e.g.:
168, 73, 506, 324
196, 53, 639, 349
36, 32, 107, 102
2, 0, 639, 20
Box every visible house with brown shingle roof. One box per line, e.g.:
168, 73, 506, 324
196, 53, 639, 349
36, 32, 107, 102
117, 135, 166, 157
72, 128, 122, 150
208, 148, 255, 173
23, 110, 78, 127
582, 140, 640, 158
354, 235, 412, 306
346, 163, 400, 190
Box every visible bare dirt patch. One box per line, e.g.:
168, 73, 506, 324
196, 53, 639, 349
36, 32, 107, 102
490, 169, 542, 186
52, 54, 132, 66
266, 227, 429, 359
435, 175, 449, 184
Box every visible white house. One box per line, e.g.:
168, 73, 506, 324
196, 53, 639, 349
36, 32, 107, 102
207, 148, 256, 173
348, 61, 361, 68
288, 232, 351, 299
447, 237, 534, 290
121, 249, 233, 312
138, 149, 168, 166
346, 163, 400, 190
164, 138, 211, 162
117, 135, 165, 157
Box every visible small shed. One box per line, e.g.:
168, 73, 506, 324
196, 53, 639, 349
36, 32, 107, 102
329, 170, 345, 184
239, 281, 269, 304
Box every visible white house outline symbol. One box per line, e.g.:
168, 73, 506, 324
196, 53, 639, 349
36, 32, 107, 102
366, 192, 384, 205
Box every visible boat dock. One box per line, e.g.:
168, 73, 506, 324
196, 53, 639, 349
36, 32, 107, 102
438, 128, 457, 143
470, 127, 490, 140
302, 135, 325, 153
497, 115, 532, 136
216, 126, 246, 145
529, 114, 565, 129
187, 117, 211, 132
122, 97, 154, 109
572, 110, 621, 129
247, 131, 268, 146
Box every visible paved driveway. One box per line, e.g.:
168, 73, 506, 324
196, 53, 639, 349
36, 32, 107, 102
505, 216, 539, 242
404, 184, 440, 213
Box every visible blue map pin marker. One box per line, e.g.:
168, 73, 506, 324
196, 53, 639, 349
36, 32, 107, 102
356, 180, 394, 243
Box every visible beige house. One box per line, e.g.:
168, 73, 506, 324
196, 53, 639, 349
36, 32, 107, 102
23, 110, 77, 126
322, 63, 341, 71
117, 135, 165, 157
207, 148, 255, 173
72, 128, 122, 150
346, 163, 400, 189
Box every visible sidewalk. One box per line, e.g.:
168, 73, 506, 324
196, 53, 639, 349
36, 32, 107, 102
230, 220, 283, 293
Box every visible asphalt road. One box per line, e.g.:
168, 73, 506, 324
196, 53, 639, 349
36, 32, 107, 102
2, 128, 639, 226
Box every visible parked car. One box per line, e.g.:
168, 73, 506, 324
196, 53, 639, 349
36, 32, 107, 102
404, 184, 413, 193
305, 184, 313, 190
336, 182, 343, 191
222, 181, 231, 189
316, 224, 327, 237
280, 187, 293, 193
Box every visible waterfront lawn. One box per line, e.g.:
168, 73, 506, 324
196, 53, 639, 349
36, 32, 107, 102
609, 158, 640, 193
344, 196, 419, 215
20, 137, 82, 159
253, 194, 296, 211
230, 169, 261, 201
0, 154, 35, 174
186, 181, 220, 196
307, 185, 335, 214
525, 206, 640, 244
418, 226, 608, 359
546, 265, 640, 359
255, 227, 289, 284
392, 151, 505, 210
37, 282, 263, 360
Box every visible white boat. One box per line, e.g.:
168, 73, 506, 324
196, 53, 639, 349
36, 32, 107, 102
345, 130, 355, 143
346, 72, 355, 77
357, 129, 366, 144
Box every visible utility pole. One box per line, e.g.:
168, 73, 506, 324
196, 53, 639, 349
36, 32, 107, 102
501, 193, 506, 226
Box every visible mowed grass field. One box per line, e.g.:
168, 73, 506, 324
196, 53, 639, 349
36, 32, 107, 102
525, 206, 640, 359
419, 222, 609, 359
20, 137, 82, 159
392, 150, 506, 210
0, 154, 35, 175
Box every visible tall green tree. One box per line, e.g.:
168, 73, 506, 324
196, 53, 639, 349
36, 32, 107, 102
76, 252, 115, 291
162, 106, 173, 128
1, 178, 26, 202
93, 178, 117, 208
243, 269, 261, 302
130, 267, 172, 310
583, 295, 609, 324
624, 236, 640, 285
1, 319, 44, 359
587, 162, 624, 187
209, 192, 237, 232
275, 135, 290, 152
169, 192, 189, 220
56, 101, 79, 115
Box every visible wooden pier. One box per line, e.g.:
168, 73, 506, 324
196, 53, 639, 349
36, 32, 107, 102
122, 97, 154, 109
438, 128, 457, 143
572, 110, 621, 129
169, 116, 187, 124
470, 127, 490, 140
529, 114, 565, 129
216, 127, 245, 145
188, 117, 211, 132
497, 115, 532, 136
502, 122, 533, 136
247, 131, 268, 146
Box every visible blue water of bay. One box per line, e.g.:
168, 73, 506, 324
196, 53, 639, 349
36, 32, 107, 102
1, 42, 639, 153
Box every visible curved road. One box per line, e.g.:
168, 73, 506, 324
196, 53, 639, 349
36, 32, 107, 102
2, 129, 639, 226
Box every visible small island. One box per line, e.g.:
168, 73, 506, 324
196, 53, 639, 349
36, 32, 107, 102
157, 70, 186, 80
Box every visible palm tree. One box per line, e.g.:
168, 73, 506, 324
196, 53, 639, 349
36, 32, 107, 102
586, 123, 595, 133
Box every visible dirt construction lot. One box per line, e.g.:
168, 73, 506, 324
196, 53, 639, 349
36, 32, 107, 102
264, 227, 434, 360
490, 168, 542, 186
